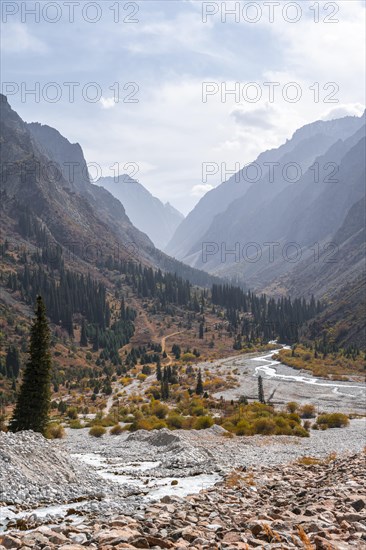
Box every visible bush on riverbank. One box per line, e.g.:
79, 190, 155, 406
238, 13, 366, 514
316, 413, 349, 429
89, 425, 107, 437
275, 346, 364, 379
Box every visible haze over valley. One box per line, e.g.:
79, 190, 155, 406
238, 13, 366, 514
0, 1, 365, 548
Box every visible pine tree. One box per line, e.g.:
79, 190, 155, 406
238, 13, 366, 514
258, 375, 265, 404
9, 296, 52, 434
196, 368, 203, 395
80, 319, 88, 347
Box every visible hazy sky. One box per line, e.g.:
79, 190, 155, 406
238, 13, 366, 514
2, 0, 365, 214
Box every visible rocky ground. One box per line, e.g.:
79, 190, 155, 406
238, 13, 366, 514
1, 449, 365, 549
209, 350, 366, 415
1, 423, 366, 549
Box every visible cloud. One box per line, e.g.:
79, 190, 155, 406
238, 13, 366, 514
191, 184, 214, 197
100, 97, 116, 110
4, 0, 364, 215
1, 23, 48, 54
231, 104, 277, 129
321, 104, 365, 121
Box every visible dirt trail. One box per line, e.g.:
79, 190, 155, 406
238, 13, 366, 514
161, 330, 185, 365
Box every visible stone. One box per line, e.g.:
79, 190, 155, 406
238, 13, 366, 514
351, 498, 365, 512
0, 536, 22, 549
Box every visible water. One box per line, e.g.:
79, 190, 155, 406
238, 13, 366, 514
0, 501, 89, 533
253, 349, 366, 395
72, 454, 220, 500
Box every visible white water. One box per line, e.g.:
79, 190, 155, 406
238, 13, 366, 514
72, 453, 220, 500
253, 349, 366, 395
0, 501, 89, 532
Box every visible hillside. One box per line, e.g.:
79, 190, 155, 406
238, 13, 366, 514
98, 176, 183, 249
166, 114, 365, 262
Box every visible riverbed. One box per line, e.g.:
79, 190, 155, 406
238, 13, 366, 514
209, 348, 366, 413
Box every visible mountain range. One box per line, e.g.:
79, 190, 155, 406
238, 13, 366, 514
1, 94, 365, 347
0, 95, 220, 289
96, 176, 183, 250
166, 113, 365, 296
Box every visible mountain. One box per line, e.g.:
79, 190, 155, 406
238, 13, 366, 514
0, 95, 222, 289
166, 114, 365, 261
206, 126, 366, 287
96, 176, 183, 249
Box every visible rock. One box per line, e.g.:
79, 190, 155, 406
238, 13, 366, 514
145, 535, 175, 548
351, 498, 365, 512
248, 522, 263, 536
0, 536, 22, 549
130, 537, 150, 548
222, 531, 242, 543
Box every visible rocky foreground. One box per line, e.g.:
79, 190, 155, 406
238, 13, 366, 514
1, 444, 366, 549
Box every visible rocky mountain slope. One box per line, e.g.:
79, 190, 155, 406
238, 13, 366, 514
166, 114, 365, 265
0, 94, 220, 288
97, 176, 183, 249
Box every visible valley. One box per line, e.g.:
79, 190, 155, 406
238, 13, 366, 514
1, 0, 366, 546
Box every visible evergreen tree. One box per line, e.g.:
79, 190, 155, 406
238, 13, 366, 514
156, 362, 162, 381
5, 346, 20, 378
258, 375, 265, 404
196, 368, 203, 395
199, 322, 204, 339
80, 319, 88, 347
9, 296, 52, 434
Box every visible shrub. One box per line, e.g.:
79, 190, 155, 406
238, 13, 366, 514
89, 425, 106, 437
286, 402, 299, 413
151, 401, 169, 419
190, 405, 206, 417
110, 424, 123, 435
69, 419, 83, 429
287, 412, 301, 425
292, 425, 310, 437
303, 420, 312, 431
181, 353, 196, 361
45, 423, 65, 439
300, 404, 316, 418
166, 414, 184, 429
235, 419, 252, 436
316, 413, 349, 429
297, 456, 321, 466
194, 416, 214, 430
66, 407, 78, 420
252, 417, 276, 435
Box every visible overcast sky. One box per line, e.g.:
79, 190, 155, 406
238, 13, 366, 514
2, 0, 365, 214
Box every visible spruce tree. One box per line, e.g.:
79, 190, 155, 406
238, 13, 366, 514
9, 296, 52, 434
6, 346, 20, 378
156, 362, 162, 381
258, 375, 265, 404
196, 368, 203, 395
80, 319, 88, 347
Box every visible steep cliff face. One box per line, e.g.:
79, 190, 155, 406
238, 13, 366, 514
0, 95, 153, 267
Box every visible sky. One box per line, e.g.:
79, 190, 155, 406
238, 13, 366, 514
1, 0, 365, 214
